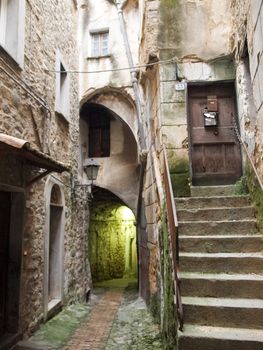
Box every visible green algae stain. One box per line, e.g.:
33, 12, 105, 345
89, 202, 137, 282
30, 303, 91, 349
160, 206, 177, 349
243, 165, 263, 232
168, 156, 190, 197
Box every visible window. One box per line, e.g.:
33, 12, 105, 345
90, 31, 109, 57
55, 52, 70, 121
0, 0, 25, 66
89, 114, 110, 157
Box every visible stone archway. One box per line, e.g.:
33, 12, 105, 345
88, 187, 137, 283
79, 88, 140, 212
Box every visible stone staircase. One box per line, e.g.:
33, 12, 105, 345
177, 185, 263, 350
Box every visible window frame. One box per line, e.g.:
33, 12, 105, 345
88, 114, 111, 158
89, 29, 110, 58
55, 51, 70, 122
0, 0, 25, 67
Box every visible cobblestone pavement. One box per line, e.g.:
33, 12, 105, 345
21, 279, 163, 350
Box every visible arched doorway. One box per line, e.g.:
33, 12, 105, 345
89, 188, 137, 283
44, 178, 65, 320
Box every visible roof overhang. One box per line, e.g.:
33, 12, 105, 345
0, 133, 69, 173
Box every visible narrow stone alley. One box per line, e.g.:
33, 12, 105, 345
17, 280, 163, 350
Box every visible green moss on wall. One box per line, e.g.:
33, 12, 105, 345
149, 292, 161, 325
89, 202, 137, 282
168, 156, 190, 197
159, 207, 177, 349
170, 173, 190, 197
169, 157, 189, 174
244, 166, 263, 232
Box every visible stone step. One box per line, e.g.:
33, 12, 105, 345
180, 272, 263, 299
183, 297, 263, 329
176, 195, 250, 209
177, 206, 255, 221
0, 334, 21, 350
178, 324, 263, 350
179, 219, 258, 236
180, 234, 263, 253
180, 252, 263, 273
12, 342, 48, 350
191, 185, 237, 197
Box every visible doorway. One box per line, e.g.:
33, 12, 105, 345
0, 188, 24, 342
0, 192, 11, 336
44, 180, 65, 320
188, 82, 242, 185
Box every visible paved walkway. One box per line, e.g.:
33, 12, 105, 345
19, 279, 163, 350
63, 290, 123, 350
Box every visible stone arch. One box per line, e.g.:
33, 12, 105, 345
89, 186, 137, 282
93, 185, 137, 217
79, 88, 140, 212
43, 176, 65, 320
80, 87, 139, 145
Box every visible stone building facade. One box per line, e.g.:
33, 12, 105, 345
0, 1, 91, 347
2, 0, 263, 348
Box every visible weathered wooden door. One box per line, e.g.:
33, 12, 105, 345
189, 83, 242, 185
0, 192, 11, 335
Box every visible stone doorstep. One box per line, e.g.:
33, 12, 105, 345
190, 185, 237, 197
0, 333, 21, 350
12, 341, 49, 350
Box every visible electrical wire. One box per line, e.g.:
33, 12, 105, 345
44, 55, 178, 75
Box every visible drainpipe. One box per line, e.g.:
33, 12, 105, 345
115, 0, 148, 295
115, 0, 146, 152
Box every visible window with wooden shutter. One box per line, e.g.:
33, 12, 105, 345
89, 114, 110, 157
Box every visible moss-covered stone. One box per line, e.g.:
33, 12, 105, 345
159, 207, 177, 349
244, 166, 263, 232
29, 303, 92, 349
170, 173, 190, 197
149, 292, 161, 325
89, 202, 137, 282
168, 157, 189, 174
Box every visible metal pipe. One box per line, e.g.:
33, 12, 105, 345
115, 0, 146, 151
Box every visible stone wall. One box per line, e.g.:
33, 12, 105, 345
0, 0, 91, 337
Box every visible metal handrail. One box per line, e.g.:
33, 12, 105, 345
163, 146, 184, 331
232, 117, 263, 193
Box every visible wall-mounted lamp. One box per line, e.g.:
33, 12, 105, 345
74, 158, 100, 200
83, 158, 100, 185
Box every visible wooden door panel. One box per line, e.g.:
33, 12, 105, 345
189, 83, 242, 185
192, 128, 236, 144
0, 192, 11, 335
